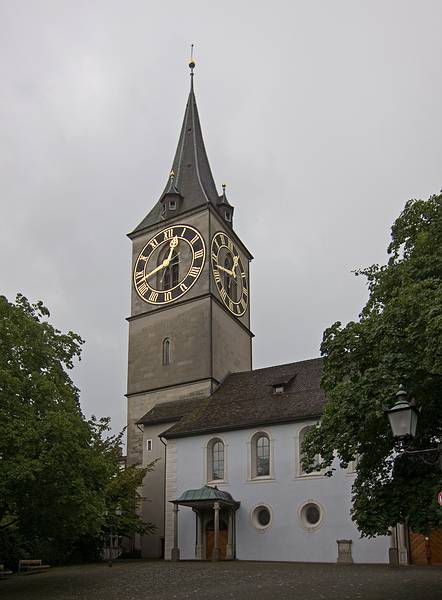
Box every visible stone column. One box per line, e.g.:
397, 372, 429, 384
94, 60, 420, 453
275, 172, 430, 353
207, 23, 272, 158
213, 501, 220, 561
171, 504, 180, 561
226, 508, 234, 560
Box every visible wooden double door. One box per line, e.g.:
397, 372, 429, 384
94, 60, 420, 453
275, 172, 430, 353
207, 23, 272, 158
206, 518, 228, 560
410, 529, 442, 565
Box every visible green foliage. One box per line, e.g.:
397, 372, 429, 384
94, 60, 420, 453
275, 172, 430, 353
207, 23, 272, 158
302, 193, 442, 536
0, 295, 154, 567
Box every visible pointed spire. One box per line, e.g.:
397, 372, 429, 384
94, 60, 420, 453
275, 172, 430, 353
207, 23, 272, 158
130, 51, 225, 236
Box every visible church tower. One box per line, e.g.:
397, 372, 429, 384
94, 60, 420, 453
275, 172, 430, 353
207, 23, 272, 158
126, 59, 253, 557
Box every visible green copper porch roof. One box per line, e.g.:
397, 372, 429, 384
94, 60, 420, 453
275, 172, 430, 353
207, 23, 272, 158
174, 486, 238, 505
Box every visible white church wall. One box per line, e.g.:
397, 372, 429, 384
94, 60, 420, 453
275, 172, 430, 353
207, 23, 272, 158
172, 421, 390, 563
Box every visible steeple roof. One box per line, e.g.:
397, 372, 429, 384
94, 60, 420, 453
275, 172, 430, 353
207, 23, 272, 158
130, 66, 220, 236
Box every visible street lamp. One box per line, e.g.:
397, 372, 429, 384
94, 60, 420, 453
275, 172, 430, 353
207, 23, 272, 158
385, 385, 419, 444
385, 385, 442, 470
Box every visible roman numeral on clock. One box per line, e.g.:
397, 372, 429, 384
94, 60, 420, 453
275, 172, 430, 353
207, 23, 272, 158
138, 282, 148, 296
164, 291, 172, 302
135, 271, 145, 282
214, 269, 221, 283
189, 267, 199, 278
180, 283, 188, 292
190, 234, 199, 245
149, 291, 158, 302
149, 239, 159, 250
163, 229, 174, 240
220, 288, 227, 301
194, 249, 204, 259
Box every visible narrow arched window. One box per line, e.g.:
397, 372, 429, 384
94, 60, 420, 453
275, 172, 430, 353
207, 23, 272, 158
255, 435, 270, 476
162, 338, 171, 366
208, 439, 224, 481
251, 432, 271, 478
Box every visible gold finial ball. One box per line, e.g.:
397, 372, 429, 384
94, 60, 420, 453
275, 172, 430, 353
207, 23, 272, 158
189, 60, 196, 69
170, 170, 175, 178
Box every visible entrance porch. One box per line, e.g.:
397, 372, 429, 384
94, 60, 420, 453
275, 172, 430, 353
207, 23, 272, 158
170, 486, 240, 561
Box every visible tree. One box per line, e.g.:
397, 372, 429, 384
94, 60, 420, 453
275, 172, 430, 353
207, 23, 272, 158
302, 193, 442, 537
0, 294, 153, 566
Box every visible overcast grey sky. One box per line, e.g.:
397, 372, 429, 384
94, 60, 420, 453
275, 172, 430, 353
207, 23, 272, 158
1, 1, 441, 435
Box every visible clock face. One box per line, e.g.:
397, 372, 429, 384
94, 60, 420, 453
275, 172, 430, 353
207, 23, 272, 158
211, 231, 248, 317
133, 224, 206, 305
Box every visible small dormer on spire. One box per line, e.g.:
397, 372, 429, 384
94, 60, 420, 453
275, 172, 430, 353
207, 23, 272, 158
160, 170, 183, 219
217, 183, 234, 225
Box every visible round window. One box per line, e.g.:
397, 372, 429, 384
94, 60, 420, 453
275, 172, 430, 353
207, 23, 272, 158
305, 504, 320, 525
300, 501, 323, 530
252, 505, 272, 529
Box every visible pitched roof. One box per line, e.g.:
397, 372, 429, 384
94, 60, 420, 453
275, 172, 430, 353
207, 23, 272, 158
137, 397, 204, 427
130, 73, 220, 237
175, 485, 238, 505
163, 358, 325, 439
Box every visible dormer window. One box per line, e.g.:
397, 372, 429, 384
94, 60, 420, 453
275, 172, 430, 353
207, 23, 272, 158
273, 384, 284, 394
169, 199, 177, 211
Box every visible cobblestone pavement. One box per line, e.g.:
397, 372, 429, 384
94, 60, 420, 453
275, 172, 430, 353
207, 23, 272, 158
1, 560, 441, 600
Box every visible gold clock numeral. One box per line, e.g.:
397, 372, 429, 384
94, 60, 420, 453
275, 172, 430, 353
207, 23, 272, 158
219, 234, 226, 246
228, 298, 233, 312
190, 233, 199, 245
189, 267, 199, 278
164, 291, 172, 302
194, 249, 204, 259
180, 227, 187, 237
211, 252, 218, 262
163, 229, 174, 240
241, 271, 246, 278
180, 283, 188, 292
149, 239, 159, 250
135, 271, 145, 282
243, 288, 248, 297
138, 281, 148, 296
240, 298, 247, 310
220, 288, 227, 302
149, 291, 159, 302
214, 269, 221, 283
227, 238, 234, 252
139, 255, 148, 262
214, 238, 220, 251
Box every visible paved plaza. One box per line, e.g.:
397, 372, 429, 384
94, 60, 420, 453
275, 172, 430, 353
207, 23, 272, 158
1, 560, 441, 600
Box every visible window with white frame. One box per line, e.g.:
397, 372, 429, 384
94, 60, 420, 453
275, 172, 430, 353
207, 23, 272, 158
299, 500, 324, 530
298, 425, 321, 475
207, 438, 225, 481
146, 439, 153, 452
251, 431, 271, 478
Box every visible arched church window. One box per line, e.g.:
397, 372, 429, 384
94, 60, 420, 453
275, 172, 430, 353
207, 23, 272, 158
251, 432, 271, 478
162, 338, 171, 366
208, 438, 225, 481
224, 255, 237, 302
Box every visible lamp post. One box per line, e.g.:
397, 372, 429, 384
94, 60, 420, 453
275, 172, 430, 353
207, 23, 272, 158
385, 385, 442, 471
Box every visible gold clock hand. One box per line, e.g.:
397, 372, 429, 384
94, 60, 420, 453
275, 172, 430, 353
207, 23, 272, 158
231, 255, 239, 277
145, 263, 166, 280
146, 237, 179, 280
216, 264, 234, 276
164, 236, 179, 266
